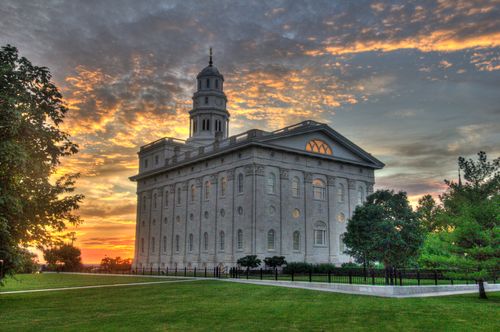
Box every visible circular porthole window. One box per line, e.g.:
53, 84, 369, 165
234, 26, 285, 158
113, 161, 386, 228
204, 211, 209, 219
220, 209, 225, 217
337, 212, 346, 223
269, 205, 276, 216
189, 213, 194, 221
237, 206, 243, 215
292, 208, 300, 219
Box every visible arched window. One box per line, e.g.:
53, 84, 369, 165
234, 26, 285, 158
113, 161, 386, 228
339, 234, 345, 253
314, 221, 327, 246
205, 181, 211, 200
206, 78, 210, 88
141, 238, 144, 253
215, 79, 219, 89
219, 231, 225, 251
291, 176, 300, 197
313, 179, 326, 200
267, 229, 275, 250
142, 197, 147, 211
237, 229, 243, 250
305, 139, 332, 155
151, 237, 155, 252
163, 236, 167, 252
175, 235, 180, 252
165, 191, 169, 207
237, 173, 244, 193
203, 232, 209, 251
198, 80, 201, 90
152, 219, 156, 226
189, 234, 194, 252
293, 231, 300, 251
357, 186, 364, 205
337, 183, 345, 203
207, 119, 210, 130
177, 187, 181, 204
204, 96, 209, 104
220, 177, 227, 196
191, 184, 196, 201
267, 172, 276, 194
153, 193, 157, 208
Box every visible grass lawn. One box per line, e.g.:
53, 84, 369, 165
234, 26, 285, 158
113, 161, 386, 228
0, 273, 183, 292
1, 274, 499, 331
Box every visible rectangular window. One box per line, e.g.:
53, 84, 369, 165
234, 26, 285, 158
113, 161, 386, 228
314, 230, 325, 246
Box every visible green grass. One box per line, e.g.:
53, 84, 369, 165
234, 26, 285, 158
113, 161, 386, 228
1, 274, 499, 331
0, 273, 183, 292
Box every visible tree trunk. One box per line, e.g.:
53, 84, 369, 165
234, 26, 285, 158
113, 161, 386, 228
478, 279, 487, 299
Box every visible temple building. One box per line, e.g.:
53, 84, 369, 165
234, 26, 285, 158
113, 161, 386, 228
130, 50, 384, 270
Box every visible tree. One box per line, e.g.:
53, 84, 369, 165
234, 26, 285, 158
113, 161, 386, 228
237, 255, 261, 270
100, 256, 132, 273
343, 190, 425, 269
14, 248, 39, 273
416, 194, 442, 232
264, 256, 287, 268
43, 244, 82, 272
0, 45, 84, 280
425, 152, 499, 299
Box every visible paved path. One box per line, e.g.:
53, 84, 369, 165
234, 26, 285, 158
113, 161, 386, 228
0, 279, 198, 295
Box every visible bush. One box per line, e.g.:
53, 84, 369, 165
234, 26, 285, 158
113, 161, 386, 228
283, 262, 312, 274
340, 262, 360, 268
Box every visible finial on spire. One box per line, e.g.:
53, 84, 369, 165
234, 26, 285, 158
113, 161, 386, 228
209, 47, 213, 67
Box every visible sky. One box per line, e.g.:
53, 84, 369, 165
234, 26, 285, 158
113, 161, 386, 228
1, 0, 499, 264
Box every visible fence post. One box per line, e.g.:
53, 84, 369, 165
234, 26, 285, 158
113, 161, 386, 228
194, 267, 197, 278
291, 270, 294, 282
158, 267, 160, 275
417, 270, 420, 286
371, 269, 375, 285
348, 269, 352, 284
328, 270, 331, 283
184, 267, 187, 277
434, 270, 438, 286
175, 267, 177, 276
399, 269, 403, 286
205, 267, 207, 278
309, 269, 312, 282
275, 268, 278, 281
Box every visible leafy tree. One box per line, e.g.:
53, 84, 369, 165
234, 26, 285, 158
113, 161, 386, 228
0, 45, 83, 280
343, 190, 425, 269
237, 255, 261, 270
14, 248, 39, 273
416, 194, 442, 232
100, 256, 132, 272
263, 256, 287, 268
426, 152, 499, 299
43, 244, 82, 272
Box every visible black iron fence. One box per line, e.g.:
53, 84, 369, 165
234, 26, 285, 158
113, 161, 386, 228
83, 266, 498, 287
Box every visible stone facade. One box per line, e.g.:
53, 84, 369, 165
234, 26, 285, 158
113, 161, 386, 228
130, 54, 384, 270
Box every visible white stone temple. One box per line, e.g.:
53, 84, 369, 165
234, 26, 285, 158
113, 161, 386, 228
130, 50, 384, 270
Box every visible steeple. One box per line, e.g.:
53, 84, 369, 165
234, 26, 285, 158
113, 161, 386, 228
186, 49, 230, 146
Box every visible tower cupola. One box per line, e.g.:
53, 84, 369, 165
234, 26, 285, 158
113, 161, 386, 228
187, 48, 229, 146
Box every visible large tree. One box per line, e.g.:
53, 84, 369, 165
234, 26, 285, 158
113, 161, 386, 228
43, 244, 82, 272
0, 45, 83, 280
424, 152, 499, 299
343, 190, 425, 269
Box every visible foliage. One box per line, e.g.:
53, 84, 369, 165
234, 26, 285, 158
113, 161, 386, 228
100, 256, 132, 272
237, 255, 261, 269
263, 256, 287, 268
424, 152, 500, 299
0, 45, 84, 280
416, 194, 442, 232
14, 248, 39, 274
340, 262, 361, 268
43, 244, 82, 272
343, 190, 425, 268
282, 262, 340, 274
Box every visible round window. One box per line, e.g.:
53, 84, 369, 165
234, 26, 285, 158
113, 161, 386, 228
292, 208, 300, 219
189, 213, 194, 221
220, 209, 225, 217
337, 213, 346, 223
269, 205, 276, 216
237, 206, 243, 215
204, 211, 209, 219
